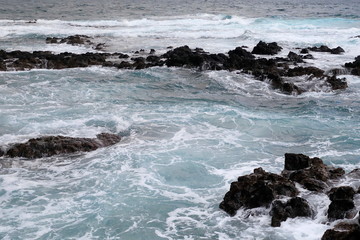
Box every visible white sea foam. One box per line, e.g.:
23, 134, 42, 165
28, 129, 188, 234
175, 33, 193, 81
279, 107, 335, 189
1, 15, 360, 239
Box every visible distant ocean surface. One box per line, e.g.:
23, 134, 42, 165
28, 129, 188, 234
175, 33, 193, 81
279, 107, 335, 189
1, 0, 360, 239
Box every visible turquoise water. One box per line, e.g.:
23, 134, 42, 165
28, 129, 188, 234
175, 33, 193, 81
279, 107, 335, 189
1, 66, 359, 239
1, 1, 360, 239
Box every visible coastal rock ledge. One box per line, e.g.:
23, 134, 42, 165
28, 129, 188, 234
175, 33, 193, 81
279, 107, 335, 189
0, 133, 121, 159
219, 153, 360, 239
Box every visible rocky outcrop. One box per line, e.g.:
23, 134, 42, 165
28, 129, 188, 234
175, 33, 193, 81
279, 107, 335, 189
322, 222, 360, 240
327, 186, 356, 220
220, 153, 358, 233
270, 197, 313, 227
282, 153, 345, 192
2, 133, 121, 159
303, 45, 345, 54
251, 41, 283, 55
219, 167, 298, 216
0, 40, 351, 94
46, 35, 92, 45
345, 56, 360, 76
0, 50, 110, 70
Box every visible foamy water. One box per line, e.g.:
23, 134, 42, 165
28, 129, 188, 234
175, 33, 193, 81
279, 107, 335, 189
1, 2, 360, 239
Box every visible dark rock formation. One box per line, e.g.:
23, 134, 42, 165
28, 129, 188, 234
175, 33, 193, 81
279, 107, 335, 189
3, 133, 121, 159
328, 200, 355, 220
284, 153, 311, 170
270, 197, 313, 227
345, 56, 360, 76
285, 66, 324, 78
327, 186, 356, 221
328, 186, 356, 201
0, 40, 350, 94
46, 35, 93, 46
0, 50, 110, 70
307, 45, 345, 54
0, 148, 4, 157
252, 41, 282, 55
220, 153, 359, 239
163, 45, 205, 68
219, 167, 298, 216
322, 224, 360, 240
282, 154, 345, 192
287, 51, 304, 63
326, 75, 348, 90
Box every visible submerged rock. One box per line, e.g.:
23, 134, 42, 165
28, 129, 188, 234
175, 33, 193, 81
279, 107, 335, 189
46, 35, 93, 45
3, 133, 121, 159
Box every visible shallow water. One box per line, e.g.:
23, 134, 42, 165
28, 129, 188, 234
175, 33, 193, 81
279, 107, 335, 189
1, 1, 360, 239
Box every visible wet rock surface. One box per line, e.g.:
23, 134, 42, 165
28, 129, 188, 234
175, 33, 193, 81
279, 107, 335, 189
345, 56, 360, 76
0, 40, 355, 94
220, 153, 359, 238
251, 41, 283, 55
270, 197, 313, 227
303, 45, 345, 54
219, 167, 298, 216
322, 223, 360, 240
2, 133, 121, 159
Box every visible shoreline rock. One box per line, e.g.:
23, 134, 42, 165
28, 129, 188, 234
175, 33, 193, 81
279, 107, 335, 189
0, 40, 353, 94
2, 133, 121, 159
220, 153, 359, 238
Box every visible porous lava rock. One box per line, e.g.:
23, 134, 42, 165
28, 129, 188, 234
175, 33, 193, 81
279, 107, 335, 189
327, 186, 357, 221
251, 41, 283, 55
282, 154, 345, 192
322, 223, 360, 240
219, 167, 298, 216
345, 56, 360, 76
270, 197, 313, 227
4, 133, 121, 159
46, 35, 93, 45
307, 45, 345, 54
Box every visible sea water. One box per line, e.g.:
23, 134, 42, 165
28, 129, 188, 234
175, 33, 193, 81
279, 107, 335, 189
0, 1, 360, 239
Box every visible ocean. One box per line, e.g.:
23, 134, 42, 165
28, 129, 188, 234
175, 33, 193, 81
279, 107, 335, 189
0, 0, 360, 239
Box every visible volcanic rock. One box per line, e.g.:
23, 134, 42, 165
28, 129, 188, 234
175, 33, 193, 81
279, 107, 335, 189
4, 133, 121, 159
327, 186, 356, 221
287, 51, 304, 63
282, 154, 345, 192
270, 197, 313, 227
326, 75, 348, 90
345, 56, 360, 76
322, 224, 360, 240
46, 35, 92, 46
285, 66, 325, 78
328, 186, 356, 201
219, 167, 298, 216
284, 153, 311, 170
252, 41, 283, 55
308, 45, 345, 54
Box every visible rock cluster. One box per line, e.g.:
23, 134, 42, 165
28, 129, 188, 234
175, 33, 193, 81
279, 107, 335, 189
0, 39, 354, 95
46, 35, 106, 50
345, 56, 360, 76
220, 153, 359, 239
301, 45, 345, 55
1, 133, 121, 159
